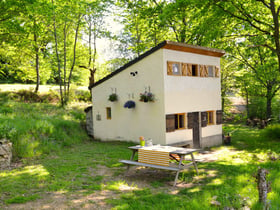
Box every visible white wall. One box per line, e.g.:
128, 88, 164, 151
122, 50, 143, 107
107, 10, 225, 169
163, 49, 222, 145
91, 50, 166, 145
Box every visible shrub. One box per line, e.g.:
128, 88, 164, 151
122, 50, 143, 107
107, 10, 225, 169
74, 90, 91, 102
16, 90, 41, 102
261, 124, 280, 141
40, 90, 60, 103
0, 99, 89, 158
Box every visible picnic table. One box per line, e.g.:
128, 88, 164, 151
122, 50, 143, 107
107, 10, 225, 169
119, 145, 199, 186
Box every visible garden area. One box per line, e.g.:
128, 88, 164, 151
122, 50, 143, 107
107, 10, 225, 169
0, 89, 280, 210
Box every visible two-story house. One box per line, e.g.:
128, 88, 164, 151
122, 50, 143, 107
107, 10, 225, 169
89, 41, 225, 148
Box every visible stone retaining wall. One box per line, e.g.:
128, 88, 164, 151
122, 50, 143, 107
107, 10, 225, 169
0, 139, 12, 170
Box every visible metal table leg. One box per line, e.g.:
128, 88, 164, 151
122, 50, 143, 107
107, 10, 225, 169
190, 153, 198, 175
173, 154, 184, 186
127, 150, 137, 171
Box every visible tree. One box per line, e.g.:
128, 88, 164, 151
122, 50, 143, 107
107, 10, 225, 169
233, 43, 280, 119
51, 0, 86, 106
81, 0, 111, 87
214, 0, 280, 73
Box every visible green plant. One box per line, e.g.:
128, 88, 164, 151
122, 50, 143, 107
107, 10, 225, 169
139, 91, 154, 102
74, 90, 91, 102
261, 124, 280, 141
0, 97, 89, 158
108, 93, 118, 102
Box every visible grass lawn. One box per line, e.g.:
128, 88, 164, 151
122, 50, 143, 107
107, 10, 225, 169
0, 92, 280, 209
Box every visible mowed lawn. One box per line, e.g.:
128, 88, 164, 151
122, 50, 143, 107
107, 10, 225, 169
0, 92, 280, 209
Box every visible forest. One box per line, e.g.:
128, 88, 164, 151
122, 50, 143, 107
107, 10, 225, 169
1, 0, 280, 115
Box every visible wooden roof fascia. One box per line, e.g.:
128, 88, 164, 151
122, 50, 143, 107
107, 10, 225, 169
163, 41, 226, 58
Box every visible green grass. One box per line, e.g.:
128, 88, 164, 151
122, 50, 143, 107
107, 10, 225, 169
0, 93, 280, 209
0, 141, 133, 206
0, 91, 90, 158
108, 124, 280, 210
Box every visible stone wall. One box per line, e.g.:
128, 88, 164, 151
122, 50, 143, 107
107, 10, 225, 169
84, 106, 94, 137
0, 139, 12, 170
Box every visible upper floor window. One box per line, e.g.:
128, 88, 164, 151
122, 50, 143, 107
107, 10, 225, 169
167, 61, 182, 76
167, 61, 220, 78
191, 64, 199, 76
208, 66, 214, 77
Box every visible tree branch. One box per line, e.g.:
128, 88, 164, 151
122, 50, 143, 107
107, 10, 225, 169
215, 2, 272, 36
256, 0, 271, 9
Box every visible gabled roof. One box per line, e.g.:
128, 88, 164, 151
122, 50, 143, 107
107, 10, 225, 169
89, 40, 225, 89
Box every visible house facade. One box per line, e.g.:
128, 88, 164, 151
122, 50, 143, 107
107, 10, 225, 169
89, 41, 225, 148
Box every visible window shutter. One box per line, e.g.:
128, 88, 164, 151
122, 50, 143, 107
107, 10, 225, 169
166, 114, 175, 132
215, 66, 220, 77
199, 65, 204, 77
201, 111, 208, 127
205, 65, 209, 77
187, 64, 192, 76
216, 110, 223, 124
182, 63, 187, 76
187, 112, 193, 129
167, 61, 173, 75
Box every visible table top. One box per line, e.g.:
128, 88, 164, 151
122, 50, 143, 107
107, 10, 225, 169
128, 145, 199, 155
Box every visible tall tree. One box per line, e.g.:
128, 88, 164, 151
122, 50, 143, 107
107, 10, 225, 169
214, 0, 280, 73
81, 0, 110, 87
213, 0, 280, 119
51, 0, 86, 106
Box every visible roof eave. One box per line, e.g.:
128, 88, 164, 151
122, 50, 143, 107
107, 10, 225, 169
163, 41, 226, 58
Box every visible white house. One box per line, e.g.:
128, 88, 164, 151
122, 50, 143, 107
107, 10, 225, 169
89, 41, 225, 148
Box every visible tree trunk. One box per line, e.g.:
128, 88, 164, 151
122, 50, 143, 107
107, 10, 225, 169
246, 91, 249, 119
257, 168, 270, 206
34, 35, 40, 93
35, 49, 40, 93
67, 14, 81, 102
63, 22, 67, 102
266, 96, 272, 120
266, 84, 273, 120
52, 0, 64, 106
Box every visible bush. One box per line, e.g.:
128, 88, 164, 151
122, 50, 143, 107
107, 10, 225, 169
70, 89, 91, 102
261, 124, 280, 141
0, 97, 89, 158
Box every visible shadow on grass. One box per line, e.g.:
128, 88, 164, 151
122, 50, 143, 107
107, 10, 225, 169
0, 141, 135, 206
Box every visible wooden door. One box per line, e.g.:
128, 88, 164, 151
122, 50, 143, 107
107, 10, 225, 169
192, 112, 201, 148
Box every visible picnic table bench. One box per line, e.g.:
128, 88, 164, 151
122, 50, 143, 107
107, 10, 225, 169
119, 145, 199, 186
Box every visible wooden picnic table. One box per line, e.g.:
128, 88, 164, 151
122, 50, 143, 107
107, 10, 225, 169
119, 145, 199, 186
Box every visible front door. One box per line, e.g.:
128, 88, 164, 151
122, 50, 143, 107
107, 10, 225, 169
192, 112, 201, 148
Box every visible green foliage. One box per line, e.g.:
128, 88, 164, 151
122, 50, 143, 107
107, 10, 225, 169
0, 92, 88, 158
248, 97, 266, 120
5, 195, 41, 204
69, 89, 91, 102
261, 124, 280, 141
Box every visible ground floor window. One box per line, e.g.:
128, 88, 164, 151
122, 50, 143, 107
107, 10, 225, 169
207, 111, 214, 125
106, 107, 111, 119
166, 113, 186, 132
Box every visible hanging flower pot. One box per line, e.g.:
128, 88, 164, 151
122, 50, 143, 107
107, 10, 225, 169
124, 100, 136, 109
108, 93, 118, 102
139, 91, 155, 102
